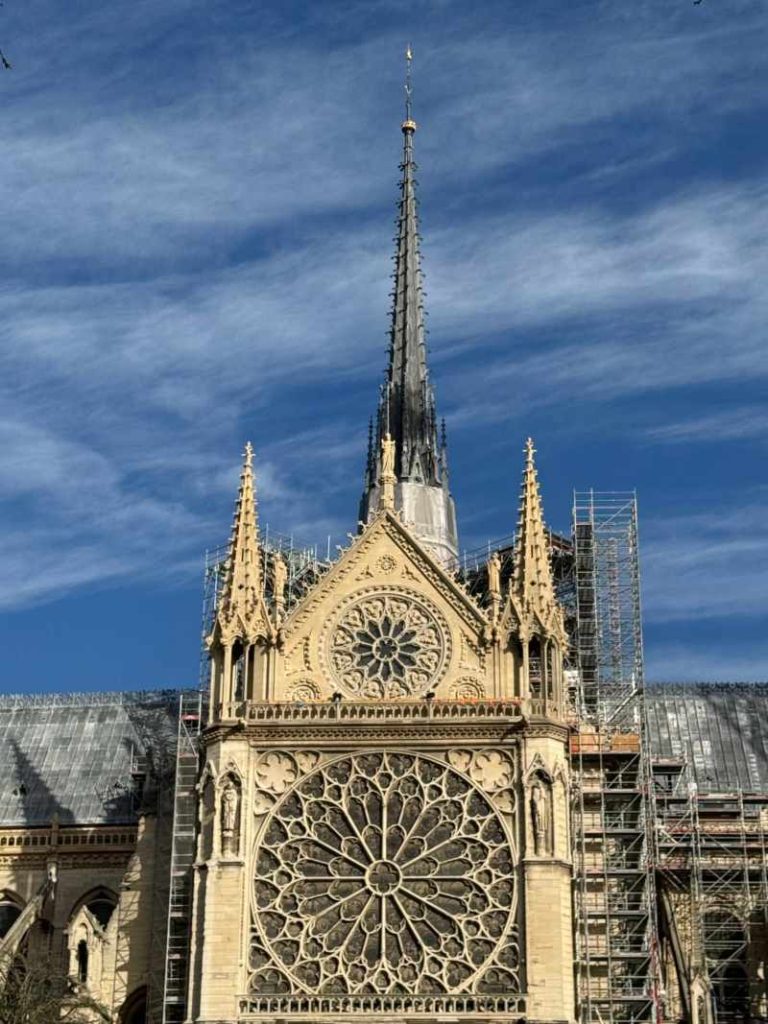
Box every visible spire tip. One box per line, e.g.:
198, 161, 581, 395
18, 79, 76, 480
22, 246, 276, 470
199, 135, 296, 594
402, 44, 417, 132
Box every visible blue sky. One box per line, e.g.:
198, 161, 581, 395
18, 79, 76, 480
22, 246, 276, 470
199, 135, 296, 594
0, 0, 766, 692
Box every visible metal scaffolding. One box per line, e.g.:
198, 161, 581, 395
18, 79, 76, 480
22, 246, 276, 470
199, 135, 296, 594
159, 691, 203, 1024
201, 529, 332, 645
571, 491, 660, 1024
572, 492, 644, 729
653, 758, 768, 1024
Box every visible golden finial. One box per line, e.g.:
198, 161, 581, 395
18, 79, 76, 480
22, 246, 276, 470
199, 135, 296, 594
402, 44, 417, 133
244, 441, 254, 469
525, 437, 536, 466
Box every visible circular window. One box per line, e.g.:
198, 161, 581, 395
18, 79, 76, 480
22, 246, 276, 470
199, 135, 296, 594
253, 752, 516, 995
326, 590, 450, 699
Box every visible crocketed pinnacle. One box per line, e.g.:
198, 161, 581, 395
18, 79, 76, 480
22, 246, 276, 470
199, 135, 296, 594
512, 439, 557, 621
217, 442, 263, 633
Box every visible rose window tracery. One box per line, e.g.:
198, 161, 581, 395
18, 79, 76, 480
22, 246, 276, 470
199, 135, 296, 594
252, 752, 516, 995
327, 591, 449, 699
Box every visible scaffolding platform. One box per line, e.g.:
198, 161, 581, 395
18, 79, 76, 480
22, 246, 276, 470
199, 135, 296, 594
570, 492, 659, 1024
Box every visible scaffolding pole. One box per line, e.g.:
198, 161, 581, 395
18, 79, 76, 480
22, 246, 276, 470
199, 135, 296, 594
654, 763, 768, 1024
571, 491, 660, 1024
159, 691, 202, 1024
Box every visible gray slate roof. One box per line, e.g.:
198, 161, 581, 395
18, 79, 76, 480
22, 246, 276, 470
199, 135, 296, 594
1, 683, 766, 826
0, 690, 182, 826
646, 682, 768, 793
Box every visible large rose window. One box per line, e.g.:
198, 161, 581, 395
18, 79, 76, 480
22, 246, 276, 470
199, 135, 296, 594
327, 591, 449, 699
253, 752, 516, 995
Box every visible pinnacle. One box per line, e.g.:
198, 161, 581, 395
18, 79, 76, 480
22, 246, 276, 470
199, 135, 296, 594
512, 438, 557, 621
217, 443, 264, 631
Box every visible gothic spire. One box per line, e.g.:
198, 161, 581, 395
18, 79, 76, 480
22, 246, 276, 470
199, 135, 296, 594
381, 48, 438, 486
359, 50, 458, 566
512, 439, 558, 623
215, 443, 265, 638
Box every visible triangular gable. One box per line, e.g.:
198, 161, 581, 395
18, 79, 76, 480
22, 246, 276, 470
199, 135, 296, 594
283, 510, 486, 642
278, 510, 490, 701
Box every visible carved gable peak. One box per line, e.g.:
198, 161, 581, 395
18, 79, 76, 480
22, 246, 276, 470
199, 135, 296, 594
281, 508, 487, 642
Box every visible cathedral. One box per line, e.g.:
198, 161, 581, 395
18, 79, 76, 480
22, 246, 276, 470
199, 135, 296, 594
1, 75, 767, 1024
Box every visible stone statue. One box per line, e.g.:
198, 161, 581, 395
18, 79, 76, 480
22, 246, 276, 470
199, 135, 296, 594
273, 553, 287, 613
381, 433, 395, 478
530, 778, 552, 856
487, 551, 501, 601
380, 433, 396, 510
221, 780, 240, 855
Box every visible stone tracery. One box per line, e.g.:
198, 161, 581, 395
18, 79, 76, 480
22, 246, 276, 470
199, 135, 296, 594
252, 752, 517, 996
327, 590, 449, 699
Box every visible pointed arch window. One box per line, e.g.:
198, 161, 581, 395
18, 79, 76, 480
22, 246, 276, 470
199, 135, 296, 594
71, 887, 118, 929
76, 939, 89, 983
119, 986, 148, 1024
233, 639, 246, 701
0, 893, 23, 938
528, 636, 542, 698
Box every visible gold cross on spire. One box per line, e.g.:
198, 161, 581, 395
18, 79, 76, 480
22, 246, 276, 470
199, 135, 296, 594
403, 44, 416, 131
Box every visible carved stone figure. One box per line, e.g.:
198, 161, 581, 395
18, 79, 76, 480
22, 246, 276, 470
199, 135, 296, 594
487, 551, 501, 601
379, 433, 397, 510
530, 778, 552, 856
273, 553, 287, 614
221, 780, 240, 856
381, 432, 395, 478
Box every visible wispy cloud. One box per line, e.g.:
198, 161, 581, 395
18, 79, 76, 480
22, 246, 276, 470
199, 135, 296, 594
0, 0, 766, 686
642, 503, 768, 623
646, 408, 768, 444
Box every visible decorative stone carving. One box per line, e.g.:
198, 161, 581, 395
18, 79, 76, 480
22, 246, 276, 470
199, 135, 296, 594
251, 752, 517, 996
530, 777, 552, 856
376, 554, 397, 574
273, 553, 287, 616
253, 750, 323, 815
447, 749, 515, 788
326, 589, 450, 699
294, 750, 320, 774
446, 749, 516, 817
220, 777, 241, 857
459, 635, 486, 672
255, 752, 299, 795
450, 677, 485, 701
487, 552, 501, 601
286, 680, 321, 703
253, 791, 276, 816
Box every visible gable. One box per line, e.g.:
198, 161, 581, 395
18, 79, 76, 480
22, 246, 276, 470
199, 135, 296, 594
277, 512, 491, 702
